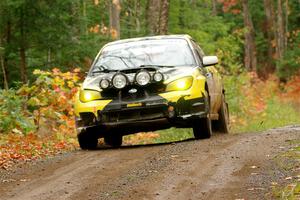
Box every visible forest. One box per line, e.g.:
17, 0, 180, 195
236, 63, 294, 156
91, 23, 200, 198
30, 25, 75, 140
0, 0, 299, 176
0, 0, 299, 84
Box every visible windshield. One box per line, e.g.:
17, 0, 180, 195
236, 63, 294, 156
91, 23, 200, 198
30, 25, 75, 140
91, 38, 196, 73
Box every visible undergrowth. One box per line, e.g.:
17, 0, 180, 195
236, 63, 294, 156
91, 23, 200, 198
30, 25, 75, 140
1, 70, 300, 170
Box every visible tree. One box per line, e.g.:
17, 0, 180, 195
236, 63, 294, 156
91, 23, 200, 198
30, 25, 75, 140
159, 0, 170, 34
0, 44, 8, 90
212, 0, 218, 15
242, 0, 257, 71
263, 0, 276, 71
110, 0, 121, 40
0, 1, 10, 88
146, 0, 160, 35
19, 5, 28, 83
276, 0, 286, 60
146, 0, 170, 35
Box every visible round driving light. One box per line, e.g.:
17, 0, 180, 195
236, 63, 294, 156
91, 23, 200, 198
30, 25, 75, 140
153, 72, 163, 82
136, 71, 151, 86
100, 79, 110, 89
112, 73, 127, 89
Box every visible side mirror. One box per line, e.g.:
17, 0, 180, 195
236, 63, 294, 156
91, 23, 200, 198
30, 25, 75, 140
202, 56, 218, 67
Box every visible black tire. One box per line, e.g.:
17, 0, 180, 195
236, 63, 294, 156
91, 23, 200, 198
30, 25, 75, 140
77, 130, 98, 150
214, 94, 230, 133
104, 134, 123, 147
193, 94, 212, 139
193, 116, 212, 139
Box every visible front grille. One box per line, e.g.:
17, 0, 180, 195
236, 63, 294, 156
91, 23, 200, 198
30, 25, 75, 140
121, 88, 145, 101
101, 83, 166, 101
100, 106, 167, 123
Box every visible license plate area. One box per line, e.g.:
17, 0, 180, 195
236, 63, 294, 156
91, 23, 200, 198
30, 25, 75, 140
127, 102, 143, 108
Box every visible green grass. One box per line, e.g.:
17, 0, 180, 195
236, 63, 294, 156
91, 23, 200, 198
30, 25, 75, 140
154, 128, 193, 143
231, 99, 300, 133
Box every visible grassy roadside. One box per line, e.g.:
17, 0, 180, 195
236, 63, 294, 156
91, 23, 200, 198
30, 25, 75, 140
271, 140, 300, 199
124, 73, 300, 144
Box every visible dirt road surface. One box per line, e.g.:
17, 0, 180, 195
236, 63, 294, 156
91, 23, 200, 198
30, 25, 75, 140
0, 126, 299, 200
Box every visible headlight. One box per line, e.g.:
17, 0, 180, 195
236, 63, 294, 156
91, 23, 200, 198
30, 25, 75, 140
166, 76, 193, 92
153, 72, 164, 82
100, 79, 110, 89
112, 73, 127, 89
79, 90, 101, 103
136, 71, 151, 86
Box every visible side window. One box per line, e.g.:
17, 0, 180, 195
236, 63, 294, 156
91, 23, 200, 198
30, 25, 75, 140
191, 40, 205, 66
197, 46, 205, 57
190, 41, 201, 65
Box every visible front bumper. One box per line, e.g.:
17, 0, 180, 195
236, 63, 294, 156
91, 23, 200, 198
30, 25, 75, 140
75, 95, 208, 134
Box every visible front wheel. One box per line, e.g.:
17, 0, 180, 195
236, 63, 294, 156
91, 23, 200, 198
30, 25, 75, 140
214, 94, 229, 133
193, 92, 212, 139
77, 130, 98, 150
193, 114, 212, 139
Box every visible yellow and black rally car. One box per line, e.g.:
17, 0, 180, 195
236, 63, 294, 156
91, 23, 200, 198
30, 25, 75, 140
75, 35, 229, 149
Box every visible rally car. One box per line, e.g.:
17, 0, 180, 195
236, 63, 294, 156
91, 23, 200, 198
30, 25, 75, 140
74, 35, 229, 149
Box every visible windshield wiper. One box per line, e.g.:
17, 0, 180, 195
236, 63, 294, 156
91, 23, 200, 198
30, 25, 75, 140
91, 65, 117, 74
139, 64, 176, 68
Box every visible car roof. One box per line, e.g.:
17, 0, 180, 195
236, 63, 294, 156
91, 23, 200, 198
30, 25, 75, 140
104, 34, 193, 47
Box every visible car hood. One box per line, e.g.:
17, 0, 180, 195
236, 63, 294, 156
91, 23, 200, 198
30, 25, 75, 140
82, 66, 200, 91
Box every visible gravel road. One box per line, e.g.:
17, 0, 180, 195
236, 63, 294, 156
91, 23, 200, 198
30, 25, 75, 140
0, 126, 299, 200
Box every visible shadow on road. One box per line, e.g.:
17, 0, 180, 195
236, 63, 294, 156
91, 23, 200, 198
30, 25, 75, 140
93, 137, 197, 151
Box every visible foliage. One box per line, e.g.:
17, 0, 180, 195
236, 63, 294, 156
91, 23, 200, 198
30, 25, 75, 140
0, 89, 35, 134
123, 132, 160, 145
277, 33, 300, 79
0, 133, 76, 170
281, 74, 300, 106
0, 68, 81, 169
169, 1, 244, 73
224, 72, 300, 133
17, 68, 81, 136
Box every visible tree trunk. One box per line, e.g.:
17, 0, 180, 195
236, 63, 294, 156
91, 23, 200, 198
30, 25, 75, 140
20, 47, 27, 83
2, 20, 11, 88
242, 0, 257, 72
159, 0, 170, 34
178, 0, 185, 29
146, 0, 169, 35
47, 48, 51, 68
212, 0, 217, 15
146, 0, 161, 35
276, 0, 286, 59
284, 0, 288, 49
263, 0, 276, 71
0, 43, 8, 89
109, 0, 121, 40
83, 0, 88, 35
20, 8, 27, 83
134, 0, 141, 33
